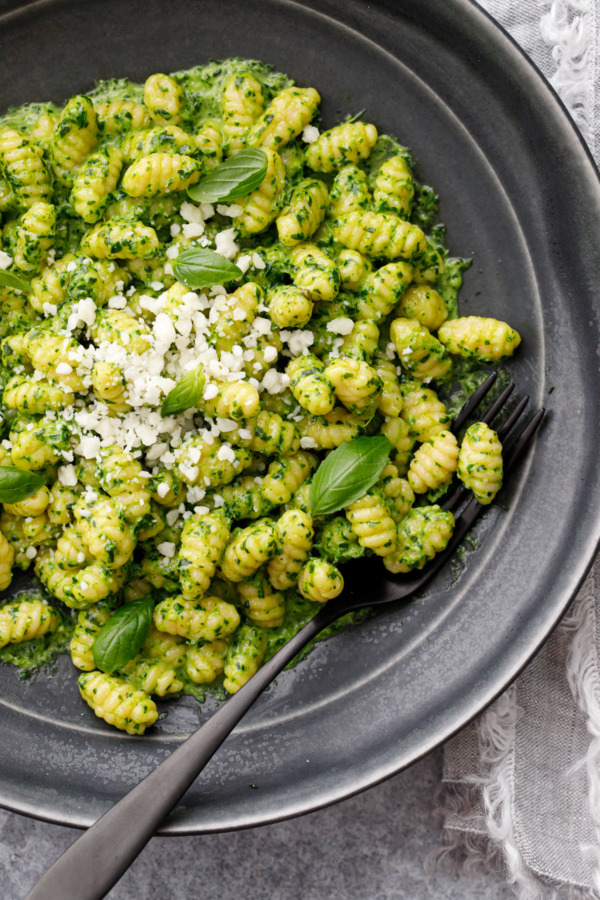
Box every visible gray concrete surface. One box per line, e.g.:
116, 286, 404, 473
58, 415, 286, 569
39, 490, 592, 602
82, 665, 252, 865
0, 749, 514, 900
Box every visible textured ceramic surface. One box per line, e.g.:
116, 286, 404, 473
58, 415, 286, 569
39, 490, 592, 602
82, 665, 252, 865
1, 0, 599, 833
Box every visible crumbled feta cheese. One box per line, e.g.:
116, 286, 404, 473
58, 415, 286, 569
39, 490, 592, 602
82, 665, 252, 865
0, 250, 12, 269
42, 302, 57, 316
179, 464, 199, 482
157, 541, 176, 558
232, 307, 247, 321
302, 124, 320, 143
182, 221, 205, 240
252, 251, 266, 270
153, 313, 177, 346
326, 317, 354, 336
261, 368, 289, 394
66, 261, 77, 273
213, 494, 225, 508
170, 223, 182, 237
252, 316, 272, 336
215, 228, 240, 259
300, 436, 319, 449
203, 383, 219, 401
180, 201, 204, 224
236, 254, 252, 274
166, 509, 180, 526
150, 281, 164, 292
77, 435, 102, 459
156, 482, 170, 499
166, 244, 180, 260
217, 444, 236, 463
25, 546, 38, 560
108, 295, 127, 309
281, 329, 314, 356
200, 203, 214, 219
263, 345, 278, 363
77, 552, 86, 564
55, 362, 73, 375
193, 505, 210, 516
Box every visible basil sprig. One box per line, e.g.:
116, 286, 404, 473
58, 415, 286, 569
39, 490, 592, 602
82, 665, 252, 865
161, 365, 206, 417
309, 436, 392, 517
173, 248, 242, 290
0, 466, 45, 503
187, 148, 267, 204
92, 597, 155, 674
0, 269, 31, 294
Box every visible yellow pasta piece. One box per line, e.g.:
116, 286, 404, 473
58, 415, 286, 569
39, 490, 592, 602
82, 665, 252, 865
79, 671, 158, 735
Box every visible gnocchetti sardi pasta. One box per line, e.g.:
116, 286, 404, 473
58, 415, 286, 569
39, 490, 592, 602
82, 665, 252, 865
0, 58, 519, 735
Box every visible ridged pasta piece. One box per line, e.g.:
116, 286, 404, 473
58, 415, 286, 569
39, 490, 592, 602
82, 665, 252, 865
209, 281, 262, 351
124, 125, 195, 161
95, 100, 150, 134
331, 321, 379, 364
390, 317, 452, 382
268, 509, 314, 590
400, 383, 451, 442
144, 73, 183, 125
290, 242, 340, 301
10, 417, 71, 471
408, 429, 459, 494
356, 261, 413, 322
91, 361, 130, 413
222, 71, 265, 153
91, 308, 151, 353
384, 505, 454, 573
3, 375, 71, 414
35, 552, 126, 609
287, 352, 335, 415
374, 355, 403, 417
261, 451, 317, 507
276, 178, 328, 246
457, 422, 503, 504
246, 87, 320, 150
306, 122, 378, 172
317, 516, 364, 563
200, 379, 260, 421
379, 464, 415, 524
373, 155, 414, 217
437, 316, 521, 361
66, 255, 130, 305
143, 624, 187, 668
0, 127, 53, 208
175, 436, 252, 489
122, 152, 201, 198
81, 218, 159, 259
0, 597, 56, 646
324, 357, 382, 418
47, 481, 80, 526
396, 284, 448, 332
345, 488, 397, 557
227, 409, 300, 456
50, 95, 98, 186
329, 165, 371, 218
71, 146, 124, 223
178, 510, 230, 601
78, 671, 158, 735
238, 574, 285, 627
153, 595, 240, 641
333, 211, 426, 260
97, 445, 152, 523
26, 329, 85, 392
267, 285, 313, 328
220, 518, 279, 582
295, 408, 362, 450
14, 201, 56, 275
234, 148, 285, 235
223, 623, 267, 694
195, 118, 224, 169
0, 512, 29, 571
74, 495, 136, 568
297, 558, 344, 602
70, 604, 112, 670
186, 639, 228, 684
122, 657, 183, 697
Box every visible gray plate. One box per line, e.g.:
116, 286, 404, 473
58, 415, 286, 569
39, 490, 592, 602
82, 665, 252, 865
1, 0, 599, 833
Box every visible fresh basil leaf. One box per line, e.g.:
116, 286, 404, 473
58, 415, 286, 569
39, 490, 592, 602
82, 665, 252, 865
0, 466, 45, 503
0, 269, 31, 294
92, 597, 155, 674
161, 365, 206, 417
187, 148, 268, 203
173, 248, 242, 290
309, 436, 392, 517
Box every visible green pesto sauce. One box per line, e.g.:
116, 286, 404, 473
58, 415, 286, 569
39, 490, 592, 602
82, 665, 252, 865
0, 591, 73, 675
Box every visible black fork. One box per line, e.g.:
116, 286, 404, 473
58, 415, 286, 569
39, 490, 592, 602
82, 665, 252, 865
25, 373, 545, 900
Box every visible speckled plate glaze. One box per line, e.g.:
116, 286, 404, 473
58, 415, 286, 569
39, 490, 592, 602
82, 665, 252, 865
1, 0, 599, 833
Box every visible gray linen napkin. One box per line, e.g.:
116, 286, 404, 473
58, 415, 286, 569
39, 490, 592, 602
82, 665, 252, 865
433, 2, 600, 896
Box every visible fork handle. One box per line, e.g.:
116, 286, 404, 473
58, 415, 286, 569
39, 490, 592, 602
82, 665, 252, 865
25, 600, 343, 900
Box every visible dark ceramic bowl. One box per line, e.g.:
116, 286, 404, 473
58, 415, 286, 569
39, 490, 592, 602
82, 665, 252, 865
1, 0, 600, 833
